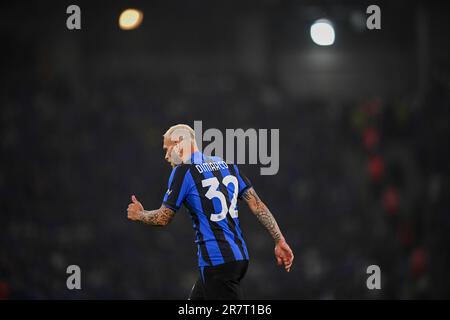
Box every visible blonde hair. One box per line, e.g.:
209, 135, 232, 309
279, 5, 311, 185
163, 124, 196, 143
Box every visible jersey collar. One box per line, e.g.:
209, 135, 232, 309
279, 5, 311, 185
190, 151, 204, 164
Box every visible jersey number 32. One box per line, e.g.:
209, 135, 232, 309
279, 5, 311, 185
202, 176, 239, 222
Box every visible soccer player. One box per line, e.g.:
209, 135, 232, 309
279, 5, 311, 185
127, 124, 294, 300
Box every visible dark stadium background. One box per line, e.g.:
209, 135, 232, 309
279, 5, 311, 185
1, 0, 449, 299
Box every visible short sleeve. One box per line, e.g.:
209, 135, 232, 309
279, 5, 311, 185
233, 165, 252, 199
162, 165, 191, 211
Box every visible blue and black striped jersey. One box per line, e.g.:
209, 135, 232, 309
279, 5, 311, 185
162, 151, 251, 267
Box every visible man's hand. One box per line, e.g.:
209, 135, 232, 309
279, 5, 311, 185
127, 195, 144, 221
242, 188, 295, 272
275, 239, 294, 272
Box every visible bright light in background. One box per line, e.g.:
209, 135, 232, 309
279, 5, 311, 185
119, 9, 143, 30
310, 19, 335, 46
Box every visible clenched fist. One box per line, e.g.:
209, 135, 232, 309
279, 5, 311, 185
127, 195, 144, 221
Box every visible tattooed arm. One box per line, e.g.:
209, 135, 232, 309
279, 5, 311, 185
242, 187, 294, 272
242, 188, 284, 243
137, 206, 175, 226
127, 195, 175, 226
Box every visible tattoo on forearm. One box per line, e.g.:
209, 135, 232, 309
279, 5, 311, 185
243, 188, 283, 242
140, 206, 175, 226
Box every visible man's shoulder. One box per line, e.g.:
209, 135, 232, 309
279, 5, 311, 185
171, 164, 192, 179
173, 163, 192, 171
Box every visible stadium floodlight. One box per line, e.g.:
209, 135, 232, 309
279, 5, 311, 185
119, 9, 143, 30
310, 19, 335, 46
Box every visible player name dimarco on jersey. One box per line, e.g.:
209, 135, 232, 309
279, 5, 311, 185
194, 160, 229, 173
